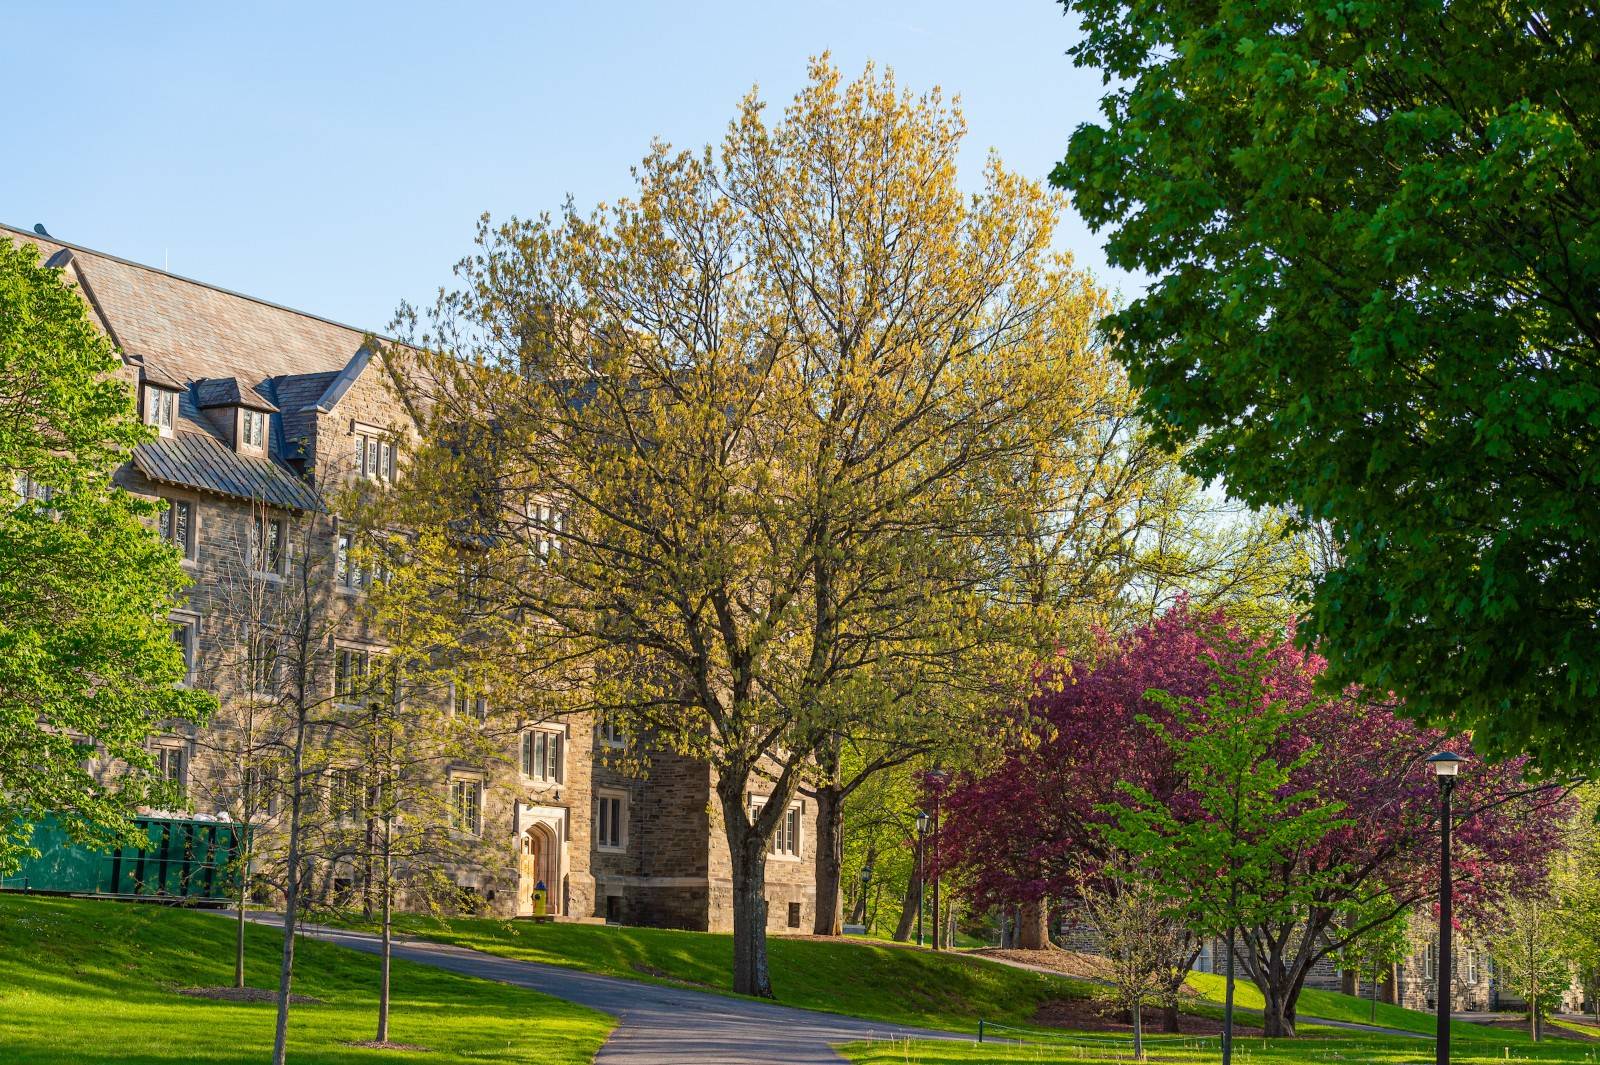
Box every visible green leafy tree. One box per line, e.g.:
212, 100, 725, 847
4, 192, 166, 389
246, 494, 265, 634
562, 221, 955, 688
0, 239, 211, 875
1330, 901, 1411, 1021
1483, 893, 1571, 1041
1553, 786, 1600, 1022
1101, 632, 1347, 1053
377, 59, 1087, 997
1052, 0, 1600, 772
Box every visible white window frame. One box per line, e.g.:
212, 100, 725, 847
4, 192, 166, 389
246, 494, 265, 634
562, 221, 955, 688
750, 796, 802, 860
159, 496, 195, 561
334, 645, 374, 705
449, 775, 484, 836
598, 715, 627, 750
170, 614, 199, 683
354, 429, 397, 483
521, 727, 564, 784
596, 789, 627, 852
252, 514, 286, 577
145, 386, 178, 435
241, 408, 266, 449
153, 740, 188, 798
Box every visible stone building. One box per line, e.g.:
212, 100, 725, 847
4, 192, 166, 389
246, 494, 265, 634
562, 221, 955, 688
6, 222, 816, 933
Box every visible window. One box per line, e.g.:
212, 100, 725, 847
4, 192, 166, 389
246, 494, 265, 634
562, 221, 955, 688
337, 532, 363, 589
242, 765, 279, 817
530, 500, 566, 557
155, 744, 186, 797
330, 767, 364, 820
522, 729, 564, 784
159, 498, 193, 559
599, 715, 628, 749
252, 515, 285, 574
355, 431, 396, 482
453, 681, 488, 721
14, 473, 53, 505
145, 386, 177, 432
596, 792, 625, 850
751, 797, 802, 858
335, 647, 371, 702
449, 777, 483, 835
241, 409, 266, 448
250, 636, 278, 693
787, 902, 802, 929
171, 620, 197, 677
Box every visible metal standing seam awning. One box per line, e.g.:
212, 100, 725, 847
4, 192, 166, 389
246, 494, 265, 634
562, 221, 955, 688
133, 432, 323, 512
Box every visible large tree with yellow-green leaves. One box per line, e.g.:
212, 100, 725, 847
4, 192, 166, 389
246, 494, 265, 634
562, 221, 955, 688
0, 239, 212, 875
375, 58, 1120, 997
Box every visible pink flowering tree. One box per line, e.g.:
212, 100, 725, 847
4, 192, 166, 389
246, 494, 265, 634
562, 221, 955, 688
942, 603, 1572, 1037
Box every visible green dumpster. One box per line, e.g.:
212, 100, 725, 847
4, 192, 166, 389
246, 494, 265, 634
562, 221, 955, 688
2, 814, 249, 903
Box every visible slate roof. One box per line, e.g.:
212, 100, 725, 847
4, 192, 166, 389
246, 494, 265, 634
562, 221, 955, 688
2, 221, 410, 508
4, 222, 372, 386
196, 377, 278, 412
134, 432, 323, 512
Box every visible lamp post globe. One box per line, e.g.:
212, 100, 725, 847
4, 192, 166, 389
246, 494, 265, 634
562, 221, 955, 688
1426, 750, 1464, 1065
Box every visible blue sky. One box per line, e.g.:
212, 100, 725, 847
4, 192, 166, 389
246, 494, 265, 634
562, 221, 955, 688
4, 1, 1136, 331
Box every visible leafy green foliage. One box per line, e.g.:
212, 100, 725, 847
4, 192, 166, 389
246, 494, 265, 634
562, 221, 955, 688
0, 240, 211, 874
1102, 635, 1347, 944
1052, 0, 1600, 771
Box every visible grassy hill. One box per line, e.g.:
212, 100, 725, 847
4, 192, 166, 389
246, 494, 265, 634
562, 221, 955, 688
0, 895, 611, 1065
372, 913, 1101, 1032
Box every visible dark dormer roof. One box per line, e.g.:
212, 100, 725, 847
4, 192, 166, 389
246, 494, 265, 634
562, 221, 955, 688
133, 432, 322, 512
196, 377, 279, 413
141, 360, 186, 390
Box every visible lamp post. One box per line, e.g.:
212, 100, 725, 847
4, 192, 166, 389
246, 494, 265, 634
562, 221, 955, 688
914, 811, 930, 947
927, 769, 949, 951
857, 862, 873, 929
1428, 750, 1464, 1065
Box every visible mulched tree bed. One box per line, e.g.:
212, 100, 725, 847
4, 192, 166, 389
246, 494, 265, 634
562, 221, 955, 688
1033, 997, 1263, 1037
177, 986, 322, 1004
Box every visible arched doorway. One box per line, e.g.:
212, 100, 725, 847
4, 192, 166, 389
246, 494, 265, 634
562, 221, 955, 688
519, 823, 560, 916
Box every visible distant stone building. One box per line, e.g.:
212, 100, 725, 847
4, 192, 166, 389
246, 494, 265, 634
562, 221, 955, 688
6, 222, 816, 933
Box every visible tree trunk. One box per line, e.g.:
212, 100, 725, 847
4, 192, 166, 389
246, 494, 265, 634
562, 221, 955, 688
1221, 931, 1236, 1065
1260, 982, 1297, 1037
719, 782, 775, 999
1380, 963, 1398, 1005
811, 783, 844, 936
1017, 897, 1049, 950
376, 816, 392, 1044
1131, 999, 1145, 1059
1162, 1001, 1180, 1034
271, 714, 309, 1065
892, 848, 922, 942
234, 832, 249, 988
1340, 969, 1357, 997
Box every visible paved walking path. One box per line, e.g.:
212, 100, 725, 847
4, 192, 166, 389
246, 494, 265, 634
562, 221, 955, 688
240, 916, 965, 1064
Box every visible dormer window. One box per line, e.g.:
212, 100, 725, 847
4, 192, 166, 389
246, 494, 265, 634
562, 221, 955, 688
145, 386, 178, 434
355, 430, 396, 482
241, 409, 266, 449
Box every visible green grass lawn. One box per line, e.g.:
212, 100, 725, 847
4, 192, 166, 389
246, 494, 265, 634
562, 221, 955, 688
370, 913, 1100, 1032
1184, 971, 1546, 1046
841, 1033, 1600, 1065
0, 894, 612, 1065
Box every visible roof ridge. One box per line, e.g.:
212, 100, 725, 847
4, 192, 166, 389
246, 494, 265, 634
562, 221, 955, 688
1, 221, 398, 345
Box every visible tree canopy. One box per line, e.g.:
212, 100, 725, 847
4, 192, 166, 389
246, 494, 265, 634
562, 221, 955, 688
1052, 0, 1600, 772
377, 57, 1101, 997
943, 604, 1570, 1036
0, 239, 211, 874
